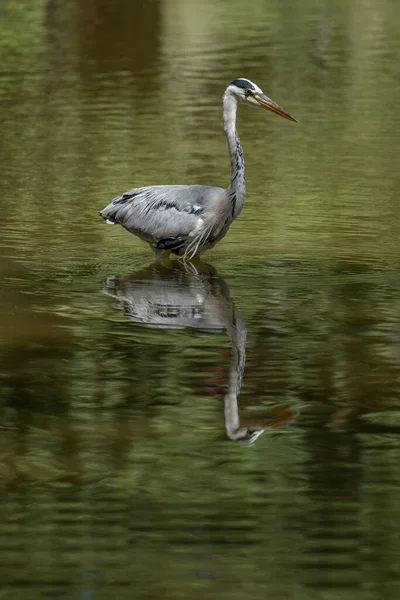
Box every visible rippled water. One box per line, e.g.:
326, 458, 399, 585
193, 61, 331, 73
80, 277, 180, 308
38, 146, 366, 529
2, 1, 400, 598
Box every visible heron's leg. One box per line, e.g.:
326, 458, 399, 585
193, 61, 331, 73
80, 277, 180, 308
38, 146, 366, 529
153, 247, 172, 263
176, 254, 200, 275
182, 260, 199, 275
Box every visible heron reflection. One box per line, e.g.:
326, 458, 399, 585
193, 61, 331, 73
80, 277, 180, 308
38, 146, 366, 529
103, 262, 296, 442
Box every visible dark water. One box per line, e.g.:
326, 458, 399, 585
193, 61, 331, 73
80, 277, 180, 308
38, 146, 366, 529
2, 1, 400, 598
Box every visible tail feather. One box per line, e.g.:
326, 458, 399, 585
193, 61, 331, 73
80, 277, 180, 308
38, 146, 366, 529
99, 210, 116, 224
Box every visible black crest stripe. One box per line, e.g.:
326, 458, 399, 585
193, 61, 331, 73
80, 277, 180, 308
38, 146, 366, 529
230, 79, 255, 90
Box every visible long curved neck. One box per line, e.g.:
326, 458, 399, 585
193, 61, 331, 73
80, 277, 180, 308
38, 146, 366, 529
222, 91, 246, 218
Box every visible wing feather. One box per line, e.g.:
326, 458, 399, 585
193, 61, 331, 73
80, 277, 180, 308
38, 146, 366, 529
100, 185, 223, 242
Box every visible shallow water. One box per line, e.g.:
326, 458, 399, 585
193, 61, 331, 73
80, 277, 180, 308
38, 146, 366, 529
1, 0, 400, 598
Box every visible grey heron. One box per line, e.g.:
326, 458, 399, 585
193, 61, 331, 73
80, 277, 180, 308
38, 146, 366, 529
100, 78, 296, 260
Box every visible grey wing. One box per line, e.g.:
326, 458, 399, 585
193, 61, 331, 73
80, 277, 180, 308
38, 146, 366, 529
99, 185, 223, 242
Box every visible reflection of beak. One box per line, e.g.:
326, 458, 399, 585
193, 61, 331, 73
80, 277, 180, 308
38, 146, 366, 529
254, 93, 297, 122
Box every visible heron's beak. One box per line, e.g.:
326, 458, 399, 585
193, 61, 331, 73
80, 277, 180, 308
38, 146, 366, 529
254, 93, 297, 122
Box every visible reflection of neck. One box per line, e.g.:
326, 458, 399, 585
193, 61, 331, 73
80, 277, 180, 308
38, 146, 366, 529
224, 309, 250, 441
223, 92, 246, 219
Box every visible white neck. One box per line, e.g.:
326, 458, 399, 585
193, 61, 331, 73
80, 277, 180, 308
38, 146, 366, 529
222, 91, 246, 219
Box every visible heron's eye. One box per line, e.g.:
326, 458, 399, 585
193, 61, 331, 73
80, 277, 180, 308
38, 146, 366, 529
245, 89, 251, 97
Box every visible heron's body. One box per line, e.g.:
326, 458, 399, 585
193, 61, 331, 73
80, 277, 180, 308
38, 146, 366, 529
102, 184, 228, 258
100, 78, 295, 260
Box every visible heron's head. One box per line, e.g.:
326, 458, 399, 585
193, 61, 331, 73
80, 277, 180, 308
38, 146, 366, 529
227, 78, 297, 122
